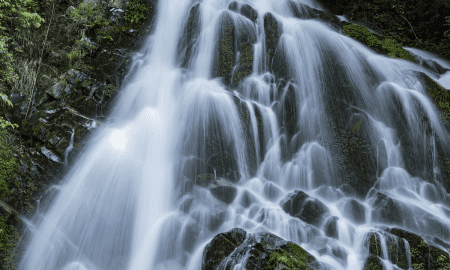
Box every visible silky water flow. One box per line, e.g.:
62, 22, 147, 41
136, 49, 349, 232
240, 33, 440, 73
17, 0, 450, 269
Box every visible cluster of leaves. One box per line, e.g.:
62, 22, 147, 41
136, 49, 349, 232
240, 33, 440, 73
436, 254, 450, 269
124, 0, 149, 24
0, 0, 44, 84
0, 94, 18, 130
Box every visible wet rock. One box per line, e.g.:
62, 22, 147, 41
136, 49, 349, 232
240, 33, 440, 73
240, 4, 258, 23
383, 227, 432, 269
263, 12, 282, 72
228, 1, 238, 12
203, 228, 331, 270
280, 190, 330, 227
179, 197, 194, 214
253, 104, 266, 162
231, 21, 256, 88
209, 179, 237, 204
429, 244, 450, 269
370, 192, 404, 225
331, 245, 348, 266
202, 228, 247, 270
178, 3, 202, 69
239, 190, 259, 208
182, 220, 202, 253
207, 210, 227, 232
288, 1, 313, 19
324, 216, 339, 239
213, 12, 237, 87
342, 199, 365, 224
262, 181, 282, 200
233, 95, 258, 176
278, 82, 298, 160
363, 232, 383, 270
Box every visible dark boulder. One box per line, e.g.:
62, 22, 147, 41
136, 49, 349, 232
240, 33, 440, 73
239, 190, 259, 209
209, 179, 238, 205
263, 181, 283, 200
342, 199, 365, 224
280, 190, 330, 227
240, 4, 258, 23
324, 216, 339, 239
178, 3, 202, 69
202, 228, 331, 270
212, 11, 237, 87
263, 12, 282, 72
202, 228, 247, 270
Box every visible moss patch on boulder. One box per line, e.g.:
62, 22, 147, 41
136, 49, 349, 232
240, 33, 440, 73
343, 23, 416, 63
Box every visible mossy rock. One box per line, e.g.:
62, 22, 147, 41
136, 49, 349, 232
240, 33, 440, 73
201, 228, 247, 270
203, 228, 329, 270
384, 227, 431, 269
213, 11, 237, 87
342, 22, 416, 63
178, 3, 201, 69
263, 12, 282, 72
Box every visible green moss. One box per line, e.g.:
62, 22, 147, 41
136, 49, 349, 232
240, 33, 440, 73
343, 24, 416, 63
265, 243, 314, 270
422, 74, 450, 124
436, 254, 450, 269
0, 130, 21, 268
218, 23, 235, 81
0, 216, 20, 268
352, 119, 362, 134
233, 41, 253, 85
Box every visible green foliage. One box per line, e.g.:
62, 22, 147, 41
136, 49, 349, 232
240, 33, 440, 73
436, 254, 450, 269
0, 0, 44, 84
0, 215, 20, 266
124, 0, 149, 24
68, 2, 112, 42
0, 94, 18, 130
445, 16, 450, 39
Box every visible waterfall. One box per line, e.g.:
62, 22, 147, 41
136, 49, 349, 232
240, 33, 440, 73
19, 0, 450, 269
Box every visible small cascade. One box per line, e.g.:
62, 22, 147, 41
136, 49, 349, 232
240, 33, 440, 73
63, 129, 75, 166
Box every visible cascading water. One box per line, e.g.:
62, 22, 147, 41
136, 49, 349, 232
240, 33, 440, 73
18, 0, 450, 269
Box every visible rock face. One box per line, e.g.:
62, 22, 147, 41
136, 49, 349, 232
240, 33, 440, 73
202, 228, 331, 270
280, 190, 330, 227
363, 227, 450, 270
0, 0, 159, 266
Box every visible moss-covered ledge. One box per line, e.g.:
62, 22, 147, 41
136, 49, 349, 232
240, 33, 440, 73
342, 22, 416, 63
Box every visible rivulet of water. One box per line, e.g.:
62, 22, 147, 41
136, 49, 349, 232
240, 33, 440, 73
18, 0, 450, 269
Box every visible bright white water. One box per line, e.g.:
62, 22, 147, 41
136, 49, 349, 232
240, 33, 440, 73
19, 0, 450, 269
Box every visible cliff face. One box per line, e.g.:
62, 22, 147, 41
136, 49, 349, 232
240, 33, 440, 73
0, 0, 157, 267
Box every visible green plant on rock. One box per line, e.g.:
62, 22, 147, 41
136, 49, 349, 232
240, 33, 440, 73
265, 244, 314, 270
436, 254, 450, 269
0, 94, 18, 130
343, 24, 416, 63
0, 0, 44, 84
124, 0, 149, 24
0, 215, 20, 267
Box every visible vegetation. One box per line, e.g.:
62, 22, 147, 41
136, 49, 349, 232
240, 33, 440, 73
318, 0, 450, 61
342, 23, 416, 62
